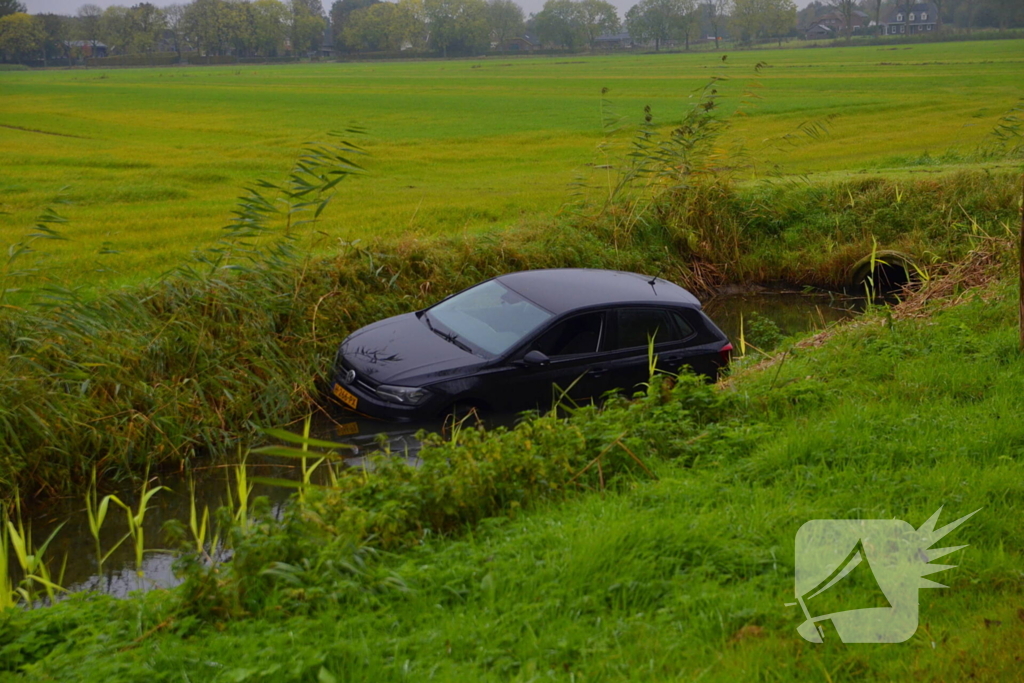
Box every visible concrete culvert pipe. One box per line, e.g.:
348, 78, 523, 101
848, 250, 921, 296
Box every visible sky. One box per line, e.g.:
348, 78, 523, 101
24, 0, 820, 20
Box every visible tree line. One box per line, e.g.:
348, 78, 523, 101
0, 0, 326, 63
0, 0, 796, 62
0, 0, 1020, 64
331, 0, 800, 53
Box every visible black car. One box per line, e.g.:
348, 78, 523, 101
328, 268, 732, 420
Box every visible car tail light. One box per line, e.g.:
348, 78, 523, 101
718, 343, 733, 366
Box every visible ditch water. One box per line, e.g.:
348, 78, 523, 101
13, 288, 865, 599
703, 286, 865, 344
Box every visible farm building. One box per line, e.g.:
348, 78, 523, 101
594, 33, 634, 50
804, 9, 870, 39
498, 34, 540, 52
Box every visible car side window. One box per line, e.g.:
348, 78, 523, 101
531, 312, 604, 357
670, 311, 697, 341
610, 308, 692, 350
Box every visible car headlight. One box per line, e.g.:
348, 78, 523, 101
374, 384, 431, 406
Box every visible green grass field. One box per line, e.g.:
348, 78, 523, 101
1, 39, 1022, 289
1, 38, 1023, 681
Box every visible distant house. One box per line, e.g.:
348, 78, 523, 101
881, 3, 939, 34
65, 41, 108, 58
803, 9, 870, 39
498, 34, 540, 52
594, 32, 634, 50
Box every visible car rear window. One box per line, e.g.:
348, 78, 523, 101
610, 308, 695, 350
671, 311, 696, 338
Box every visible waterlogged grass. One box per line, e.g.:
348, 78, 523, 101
1, 39, 1022, 289
1, 261, 1021, 680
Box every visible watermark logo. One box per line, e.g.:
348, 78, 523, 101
789, 507, 979, 643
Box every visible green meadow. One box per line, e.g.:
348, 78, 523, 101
1, 39, 1022, 289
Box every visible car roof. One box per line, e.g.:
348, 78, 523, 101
495, 269, 701, 315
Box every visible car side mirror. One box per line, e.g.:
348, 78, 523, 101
522, 350, 550, 366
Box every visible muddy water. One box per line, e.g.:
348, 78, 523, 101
12, 289, 864, 598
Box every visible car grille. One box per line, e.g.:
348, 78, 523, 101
338, 357, 380, 392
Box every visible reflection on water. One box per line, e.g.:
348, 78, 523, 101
18, 463, 298, 598
10, 288, 864, 599
703, 288, 864, 344
13, 418, 447, 599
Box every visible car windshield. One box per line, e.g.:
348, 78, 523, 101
427, 280, 552, 357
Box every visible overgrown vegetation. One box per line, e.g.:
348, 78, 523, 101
0, 237, 1021, 681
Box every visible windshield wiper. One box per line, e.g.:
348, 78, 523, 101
434, 328, 473, 354
424, 312, 474, 354
443, 333, 474, 354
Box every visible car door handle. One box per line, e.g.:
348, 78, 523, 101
588, 366, 609, 378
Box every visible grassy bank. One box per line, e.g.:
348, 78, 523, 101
0, 168, 1019, 500
1, 39, 1022, 288
0, 241, 1021, 681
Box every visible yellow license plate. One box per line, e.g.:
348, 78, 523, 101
335, 421, 360, 436
332, 383, 358, 410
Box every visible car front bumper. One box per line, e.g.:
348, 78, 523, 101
328, 376, 442, 422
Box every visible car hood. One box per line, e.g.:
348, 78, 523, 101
340, 312, 486, 386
